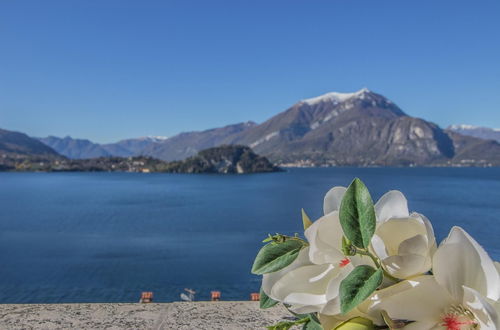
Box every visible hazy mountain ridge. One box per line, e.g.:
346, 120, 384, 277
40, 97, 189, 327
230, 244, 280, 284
38, 123, 256, 160
39, 135, 170, 159
102, 136, 168, 158
38, 136, 112, 159
447, 124, 500, 143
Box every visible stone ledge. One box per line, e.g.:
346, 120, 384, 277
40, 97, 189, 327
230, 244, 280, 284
0, 301, 289, 329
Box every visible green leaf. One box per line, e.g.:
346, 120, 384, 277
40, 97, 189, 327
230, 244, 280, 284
252, 239, 304, 274
303, 316, 323, 330
267, 316, 310, 330
302, 208, 313, 230
339, 178, 376, 249
260, 287, 279, 309
340, 265, 383, 314
266, 321, 296, 330
334, 317, 374, 330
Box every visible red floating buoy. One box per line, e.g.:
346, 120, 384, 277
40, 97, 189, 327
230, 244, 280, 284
211, 291, 221, 301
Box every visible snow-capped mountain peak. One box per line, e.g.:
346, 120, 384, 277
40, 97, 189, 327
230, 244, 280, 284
301, 88, 372, 106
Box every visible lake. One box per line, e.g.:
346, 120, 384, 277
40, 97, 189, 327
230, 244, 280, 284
0, 168, 499, 303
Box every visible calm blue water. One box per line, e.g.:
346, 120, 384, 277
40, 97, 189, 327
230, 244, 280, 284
0, 168, 499, 303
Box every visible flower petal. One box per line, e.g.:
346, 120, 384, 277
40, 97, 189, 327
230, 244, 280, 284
284, 292, 327, 307
433, 226, 500, 302
318, 314, 344, 330
320, 297, 341, 316
403, 320, 440, 330
376, 217, 427, 256
350, 255, 377, 268
374, 190, 409, 223
364, 275, 452, 325
319, 309, 375, 329
305, 212, 345, 264
289, 303, 324, 314
463, 286, 499, 329
371, 234, 389, 259
416, 212, 437, 248
398, 234, 428, 256
262, 247, 311, 298
382, 254, 429, 279
323, 186, 347, 215
321, 266, 354, 315
270, 263, 340, 306
319, 313, 351, 330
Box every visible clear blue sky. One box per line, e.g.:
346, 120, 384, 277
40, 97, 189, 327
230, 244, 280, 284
1, 0, 499, 143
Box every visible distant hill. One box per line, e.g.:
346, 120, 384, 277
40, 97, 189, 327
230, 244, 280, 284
448, 124, 500, 143
141, 122, 257, 161
1, 129, 60, 157
163, 145, 280, 173
38, 136, 111, 159
0, 128, 63, 171
102, 136, 168, 157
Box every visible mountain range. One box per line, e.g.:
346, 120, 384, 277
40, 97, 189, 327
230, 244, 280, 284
448, 124, 500, 143
4, 88, 500, 167
37, 136, 169, 159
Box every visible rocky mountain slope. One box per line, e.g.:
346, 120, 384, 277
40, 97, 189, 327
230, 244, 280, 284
448, 124, 500, 143
212, 89, 499, 166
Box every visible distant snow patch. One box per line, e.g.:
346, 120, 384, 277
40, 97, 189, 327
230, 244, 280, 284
301, 88, 371, 106
250, 131, 279, 148
310, 122, 320, 130
145, 136, 169, 142
449, 124, 500, 133
449, 124, 479, 130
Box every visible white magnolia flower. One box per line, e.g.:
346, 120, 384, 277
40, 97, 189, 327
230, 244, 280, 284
262, 186, 372, 315
261, 242, 358, 315
371, 190, 437, 279
365, 226, 500, 329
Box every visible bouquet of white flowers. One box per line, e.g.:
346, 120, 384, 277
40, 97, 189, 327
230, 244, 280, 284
252, 178, 500, 330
